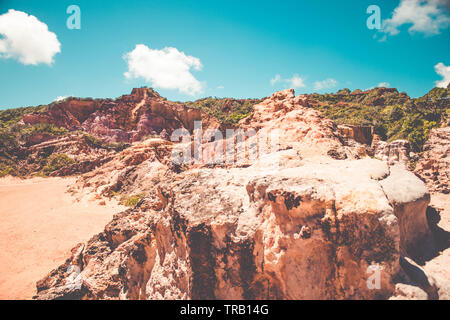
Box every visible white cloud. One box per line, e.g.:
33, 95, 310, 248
314, 78, 338, 91
382, 0, 450, 36
270, 74, 306, 89
288, 74, 306, 88
270, 74, 282, 86
123, 44, 204, 95
54, 96, 72, 102
0, 9, 61, 65
217, 85, 224, 89
434, 62, 450, 87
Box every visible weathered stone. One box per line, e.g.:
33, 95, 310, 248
30, 89, 447, 300
415, 127, 450, 194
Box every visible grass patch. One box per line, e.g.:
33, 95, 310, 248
119, 193, 145, 207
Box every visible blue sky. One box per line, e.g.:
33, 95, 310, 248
0, 0, 449, 109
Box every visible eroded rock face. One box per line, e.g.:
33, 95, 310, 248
22, 99, 103, 130
238, 89, 360, 160
338, 125, 373, 145
22, 88, 221, 144
81, 88, 222, 143
415, 127, 450, 194
239, 90, 340, 153
380, 165, 431, 261
34, 154, 433, 300
33, 89, 435, 300
373, 139, 411, 167
72, 137, 174, 202
18, 133, 120, 176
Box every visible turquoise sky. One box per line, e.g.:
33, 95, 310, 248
0, 0, 449, 109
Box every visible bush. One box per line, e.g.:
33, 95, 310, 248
120, 193, 145, 207
18, 123, 68, 141
0, 129, 19, 159
0, 162, 16, 177
184, 97, 263, 125
0, 105, 47, 129
42, 154, 76, 174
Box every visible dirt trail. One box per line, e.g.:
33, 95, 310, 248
0, 177, 125, 300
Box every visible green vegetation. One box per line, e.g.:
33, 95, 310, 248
119, 193, 145, 207
16, 123, 69, 141
310, 86, 449, 151
0, 128, 19, 159
0, 109, 71, 176
0, 105, 65, 162
42, 153, 76, 174
0, 127, 20, 176
0, 105, 127, 177
184, 97, 263, 125
32, 172, 48, 178
0, 162, 16, 177
0, 123, 69, 164
0, 105, 47, 129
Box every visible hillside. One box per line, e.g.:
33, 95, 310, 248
1, 85, 448, 178
307, 85, 450, 151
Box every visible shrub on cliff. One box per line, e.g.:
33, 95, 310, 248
0, 129, 19, 159
119, 193, 145, 207
0, 162, 16, 177
42, 154, 76, 174
0, 105, 47, 129
184, 97, 263, 125
17, 123, 68, 141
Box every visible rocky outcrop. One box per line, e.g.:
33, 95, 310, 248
33, 89, 437, 300
373, 139, 412, 167
380, 165, 431, 261
72, 137, 174, 202
21, 88, 222, 144
22, 99, 103, 130
238, 89, 358, 160
12, 88, 226, 177
338, 125, 373, 145
415, 127, 450, 194
36, 157, 418, 300
16, 134, 120, 176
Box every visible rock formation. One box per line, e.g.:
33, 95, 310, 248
338, 125, 373, 145
32, 89, 442, 300
415, 127, 450, 194
372, 139, 412, 167
22, 134, 119, 176
22, 88, 222, 144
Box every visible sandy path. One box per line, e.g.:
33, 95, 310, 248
0, 177, 125, 300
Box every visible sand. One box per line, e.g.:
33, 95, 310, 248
0, 176, 125, 300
